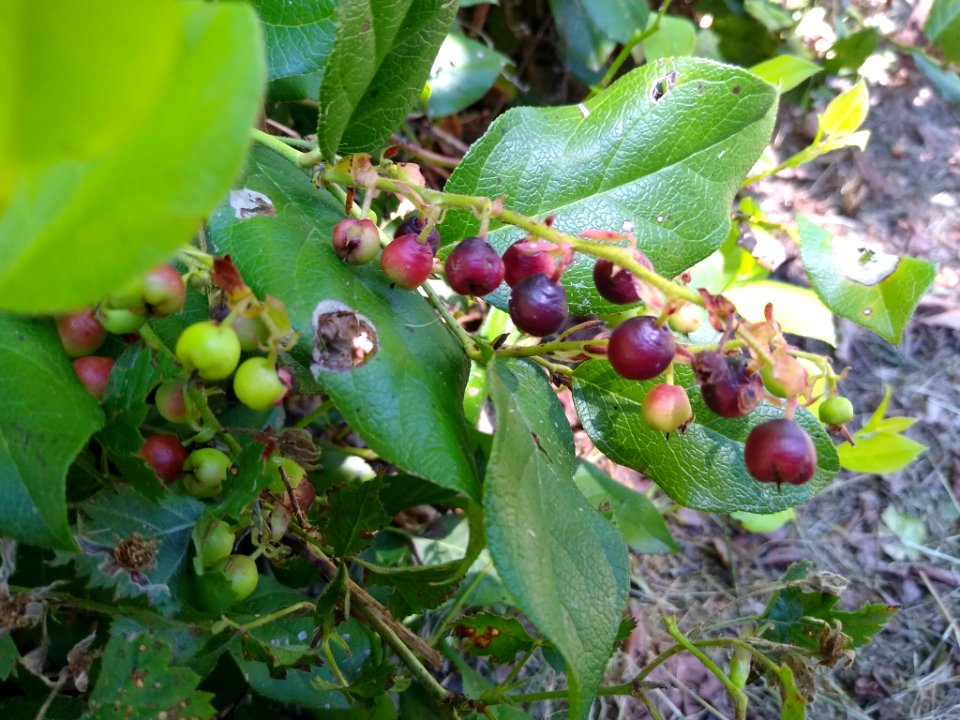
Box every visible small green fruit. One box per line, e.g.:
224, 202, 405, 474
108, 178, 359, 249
175, 321, 241, 381
183, 448, 231, 498
233, 357, 286, 410
819, 396, 854, 425
199, 520, 235, 568
211, 554, 259, 603
97, 305, 147, 334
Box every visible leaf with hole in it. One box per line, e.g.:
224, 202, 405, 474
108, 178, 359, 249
798, 216, 936, 345
87, 624, 216, 719
452, 613, 537, 662
485, 358, 629, 720
316, 478, 391, 557
316, 0, 457, 157
0, 316, 103, 551
0, 2, 264, 313
573, 362, 839, 514
208, 146, 478, 500
573, 460, 677, 554
443, 58, 777, 315
926, 0, 960, 62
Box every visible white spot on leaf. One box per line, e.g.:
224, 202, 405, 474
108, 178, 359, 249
833, 238, 899, 285
229, 189, 275, 219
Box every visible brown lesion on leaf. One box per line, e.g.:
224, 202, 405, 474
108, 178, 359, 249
229, 188, 276, 219
311, 300, 379, 375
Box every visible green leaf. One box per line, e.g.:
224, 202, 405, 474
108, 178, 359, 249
0, 634, 18, 681
761, 563, 897, 652
0, 2, 179, 200
208, 146, 479, 499
0, 316, 103, 550
750, 55, 821, 92
572, 362, 840, 513
725, 280, 836, 346
549, 0, 648, 82
443, 58, 777, 315
837, 430, 926, 474
578, 0, 649, 44
731, 508, 796, 533
366, 561, 464, 616
819, 80, 869, 137
880, 506, 928, 561
485, 358, 629, 720
573, 461, 678, 554
823, 29, 879, 75
316, 0, 457, 157
926, 0, 960, 62
65, 487, 204, 611
316, 479, 392, 556
745, 0, 795, 31
797, 216, 937, 345
87, 623, 216, 719
451, 613, 538, 662
428, 33, 510, 118
0, 2, 265, 313
914, 52, 960, 107
250, 0, 336, 80
642, 16, 697, 62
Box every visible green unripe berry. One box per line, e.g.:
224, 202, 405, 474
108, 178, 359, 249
231, 314, 270, 352
233, 357, 286, 411
760, 355, 808, 399
105, 275, 146, 310
210, 554, 259, 603
182, 448, 231, 498
199, 520, 235, 568
819, 396, 854, 425
97, 305, 147, 334
175, 321, 241, 381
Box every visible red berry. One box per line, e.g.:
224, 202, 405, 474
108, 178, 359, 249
607, 316, 675, 381
744, 419, 817, 486
502, 240, 557, 287
57, 308, 108, 357
508, 274, 568, 336
693, 352, 763, 418
380, 233, 435, 290
142, 264, 186, 316
641, 384, 693, 433
592, 251, 653, 305
155, 379, 199, 425
444, 236, 505, 296
72, 356, 115, 402
332, 218, 381, 264
140, 434, 188, 482
395, 216, 440, 255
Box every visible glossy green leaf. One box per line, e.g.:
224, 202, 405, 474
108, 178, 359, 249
725, 280, 836, 346
798, 216, 936, 345
0, 2, 264, 314
208, 146, 478, 499
316, 0, 457, 157
750, 55, 821, 91
837, 431, 926, 474
926, 0, 960, 62
572, 362, 839, 513
485, 358, 629, 720
250, 0, 336, 80
579, 0, 649, 44
642, 16, 697, 62
88, 624, 216, 719
0, 316, 103, 550
914, 52, 960, 107
428, 33, 510, 118
0, 635, 18, 682
443, 58, 778, 315
549, 0, 648, 82
573, 461, 678, 554
65, 487, 204, 611
0, 2, 179, 202
819, 80, 869, 137
317, 479, 392, 556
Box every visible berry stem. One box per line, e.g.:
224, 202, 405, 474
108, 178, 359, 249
422, 283, 485, 362
185, 385, 243, 457
588, 0, 674, 98
495, 339, 604, 359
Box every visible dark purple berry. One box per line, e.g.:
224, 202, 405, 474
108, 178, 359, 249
508, 274, 568, 336
444, 236, 505, 296
745, 419, 817, 486
395, 216, 440, 255
592, 250, 653, 305
380, 233, 435, 289
607, 317, 675, 381
502, 240, 557, 287
692, 352, 763, 418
